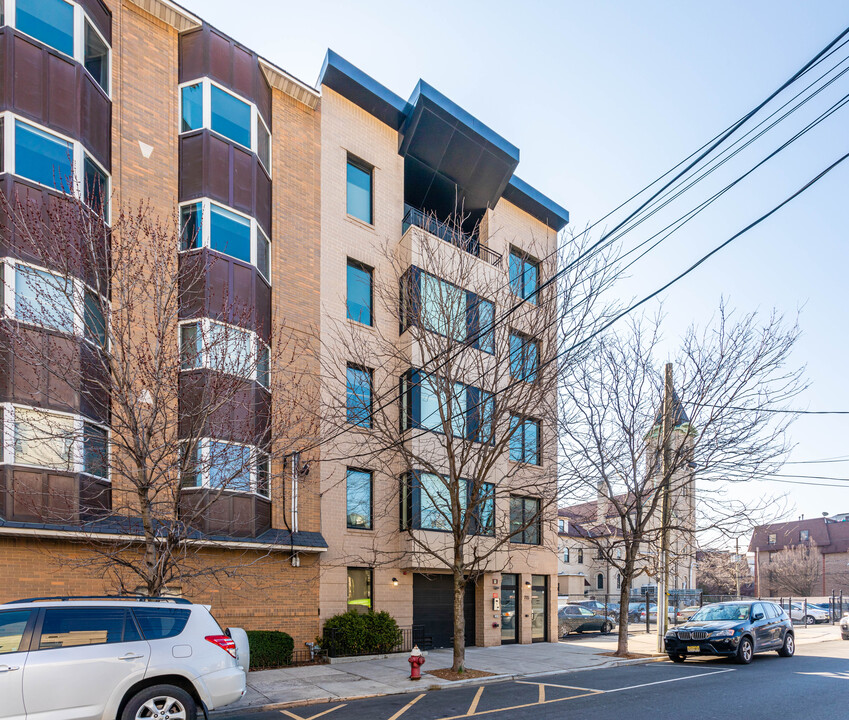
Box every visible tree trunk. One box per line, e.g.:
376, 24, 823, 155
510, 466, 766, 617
452, 570, 466, 673
616, 579, 631, 656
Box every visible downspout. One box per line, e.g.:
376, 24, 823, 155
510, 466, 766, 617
291, 452, 300, 567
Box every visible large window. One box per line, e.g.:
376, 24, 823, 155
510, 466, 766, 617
14, 264, 74, 333
400, 267, 494, 353
83, 422, 108, 478
346, 155, 372, 224
346, 365, 372, 428
509, 415, 540, 465
347, 568, 372, 613
179, 319, 268, 387
400, 472, 494, 535
179, 79, 271, 173
346, 468, 372, 530
509, 331, 539, 382
11, 2, 110, 94
346, 259, 372, 326
509, 248, 539, 304
179, 199, 270, 280
181, 439, 269, 497
510, 495, 540, 545
13, 407, 75, 470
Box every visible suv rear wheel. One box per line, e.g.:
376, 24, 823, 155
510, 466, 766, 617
122, 685, 197, 720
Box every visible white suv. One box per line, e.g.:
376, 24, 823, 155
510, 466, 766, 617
0, 596, 248, 720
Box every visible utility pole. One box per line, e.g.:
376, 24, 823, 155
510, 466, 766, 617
657, 363, 673, 653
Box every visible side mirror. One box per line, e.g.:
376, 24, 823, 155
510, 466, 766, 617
753, 612, 764, 621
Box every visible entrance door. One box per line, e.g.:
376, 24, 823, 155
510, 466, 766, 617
413, 574, 476, 649
501, 574, 519, 644
531, 575, 548, 642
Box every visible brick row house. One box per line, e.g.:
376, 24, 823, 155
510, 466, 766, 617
0, 0, 568, 648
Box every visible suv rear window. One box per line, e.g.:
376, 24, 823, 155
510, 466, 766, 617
38, 608, 141, 649
132, 608, 191, 640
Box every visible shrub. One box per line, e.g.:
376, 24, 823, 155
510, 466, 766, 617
321, 610, 402, 656
246, 630, 294, 669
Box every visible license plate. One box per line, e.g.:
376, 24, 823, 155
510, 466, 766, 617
687, 645, 699, 652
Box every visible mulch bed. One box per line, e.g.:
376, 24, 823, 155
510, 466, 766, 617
426, 668, 497, 681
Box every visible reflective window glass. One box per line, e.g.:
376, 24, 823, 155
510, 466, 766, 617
15, 265, 74, 333
180, 83, 203, 133
0, 610, 32, 655
83, 422, 107, 478
346, 365, 372, 427
38, 608, 139, 649
84, 20, 109, 92
179, 203, 202, 251
84, 289, 106, 347
346, 158, 372, 224
14, 408, 74, 470
346, 260, 372, 325
257, 227, 270, 281
346, 468, 372, 529
179, 323, 200, 370
209, 204, 251, 264
15, 121, 72, 189
16, 0, 73, 56
208, 440, 251, 492
84, 155, 108, 219
347, 568, 372, 613
257, 118, 271, 172
132, 609, 190, 641
210, 85, 251, 148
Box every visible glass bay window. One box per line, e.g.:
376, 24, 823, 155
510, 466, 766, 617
179, 318, 269, 387
181, 438, 269, 497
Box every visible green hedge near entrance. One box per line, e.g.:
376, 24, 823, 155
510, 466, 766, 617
321, 610, 402, 656
246, 630, 294, 668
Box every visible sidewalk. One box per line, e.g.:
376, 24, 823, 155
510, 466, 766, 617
216, 624, 842, 714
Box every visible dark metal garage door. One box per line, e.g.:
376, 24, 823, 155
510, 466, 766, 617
412, 573, 476, 649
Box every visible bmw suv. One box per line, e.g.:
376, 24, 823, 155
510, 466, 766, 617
664, 600, 794, 664
0, 596, 248, 720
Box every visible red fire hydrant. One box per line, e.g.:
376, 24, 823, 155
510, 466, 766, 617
408, 645, 425, 680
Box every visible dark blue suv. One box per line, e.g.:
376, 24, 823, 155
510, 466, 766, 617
664, 601, 794, 664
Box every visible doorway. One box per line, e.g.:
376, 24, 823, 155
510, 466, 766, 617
501, 574, 519, 644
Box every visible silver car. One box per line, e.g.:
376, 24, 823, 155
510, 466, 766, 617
0, 597, 247, 720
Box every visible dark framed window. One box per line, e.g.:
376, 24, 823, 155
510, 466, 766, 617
15, 120, 72, 190
346, 365, 372, 427
597, 573, 604, 590
179, 202, 202, 251
399, 472, 493, 535
84, 290, 106, 347
577, 548, 584, 563
84, 19, 109, 92
509, 248, 540, 304
509, 415, 540, 465
470, 296, 495, 353
84, 155, 109, 219
83, 423, 107, 479
16, 0, 74, 57
563, 548, 569, 562
37, 608, 140, 649
346, 468, 373, 530
800, 529, 809, 542
256, 452, 270, 498
346, 259, 373, 326
510, 496, 540, 545
346, 155, 373, 224
509, 331, 539, 382
347, 568, 372, 613
768, 533, 776, 545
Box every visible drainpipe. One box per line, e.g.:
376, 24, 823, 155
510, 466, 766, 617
290, 452, 300, 567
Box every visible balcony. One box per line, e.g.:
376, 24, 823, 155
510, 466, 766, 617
402, 205, 502, 267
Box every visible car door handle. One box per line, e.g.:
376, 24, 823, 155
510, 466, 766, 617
118, 653, 145, 660
0, 665, 21, 672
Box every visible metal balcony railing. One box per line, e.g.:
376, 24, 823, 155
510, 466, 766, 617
402, 205, 502, 267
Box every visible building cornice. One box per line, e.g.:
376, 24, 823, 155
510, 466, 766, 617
126, 0, 201, 32
259, 59, 320, 110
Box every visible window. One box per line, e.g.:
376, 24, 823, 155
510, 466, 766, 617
347, 568, 372, 613
563, 548, 570, 563
597, 573, 604, 590
178, 199, 270, 280
16, 0, 74, 57
346, 468, 372, 530
84, 289, 106, 347
768, 533, 776, 545
509, 331, 539, 382
346, 155, 372, 224
0, 610, 32, 655
182, 439, 269, 497
577, 548, 584, 564
83, 422, 108, 478
558, 519, 565, 533
509, 496, 540, 545
800, 529, 809, 542
14, 407, 74, 470
178, 319, 267, 385
38, 607, 140, 649
83, 155, 109, 218
419, 471, 456, 531
471, 296, 495, 353
179, 79, 271, 173
596, 548, 604, 560
346, 365, 372, 428
509, 415, 540, 465
15, 264, 74, 333
509, 248, 539, 304
420, 272, 466, 341
132, 608, 190, 641
346, 260, 372, 326
400, 370, 492, 442
84, 19, 109, 92
400, 472, 493, 535
616, 573, 621, 590
616, 548, 622, 559
14, 119, 72, 190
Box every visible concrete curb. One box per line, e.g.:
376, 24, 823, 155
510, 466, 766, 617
210, 655, 665, 716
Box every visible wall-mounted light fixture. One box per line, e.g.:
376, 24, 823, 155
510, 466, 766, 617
392, 577, 399, 586
524, 580, 531, 588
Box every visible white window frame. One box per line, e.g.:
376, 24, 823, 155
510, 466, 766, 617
177, 198, 270, 282
178, 317, 268, 387
177, 77, 271, 175
4, 0, 111, 96
2, 112, 112, 225
183, 437, 269, 498
2, 402, 110, 480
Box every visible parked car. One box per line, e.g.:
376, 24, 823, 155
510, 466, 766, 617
558, 605, 615, 636
840, 612, 849, 640
576, 600, 618, 620
788, 602, 829, 625
0, 596, 247, 720
676, 605, 701, 622
639, 604, 676, 624
664, 600, 794, 664
628, 602, 648, 622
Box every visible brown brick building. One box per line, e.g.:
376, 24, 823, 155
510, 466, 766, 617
0, 0, 569, 648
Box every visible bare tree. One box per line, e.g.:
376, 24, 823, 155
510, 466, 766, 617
320, 210, 612, 671
696, 550, 753, 596
1, 185, 319, 596
767, 543, 821, 597
558, 307, 803, 656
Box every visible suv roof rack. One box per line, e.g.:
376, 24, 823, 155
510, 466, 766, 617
9, 595, 193, 605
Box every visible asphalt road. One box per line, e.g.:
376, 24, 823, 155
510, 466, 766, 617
218, 639, 849, 720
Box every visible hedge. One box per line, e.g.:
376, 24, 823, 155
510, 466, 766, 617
246, 630, 294, 669
321, 610, 402, 656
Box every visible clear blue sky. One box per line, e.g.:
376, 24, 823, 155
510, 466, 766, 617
183, 0, 849, 528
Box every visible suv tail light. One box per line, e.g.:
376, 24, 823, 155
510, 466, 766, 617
205, 635, 237, 658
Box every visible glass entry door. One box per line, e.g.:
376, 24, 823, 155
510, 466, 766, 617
501, 574, 519, 644
531, 574, 547, 642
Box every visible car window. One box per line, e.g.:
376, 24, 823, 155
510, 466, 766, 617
132, 608, 191, 640
772, 604, 787, 618
0, 610, 32, 655
691, 603, 751, 622
562, 607, 578, 616
579, 608, 594, 616
38, 608, 141, 649
752, 603, 765, 620
763, 603, 777, 619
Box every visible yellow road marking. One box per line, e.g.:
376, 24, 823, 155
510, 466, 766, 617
466, 686, 484, 715
538, 684, 545, 703
435, 691, 601, 720
280, 705, 347, 720
387, 693, 425, 720
515, 680, 602, 692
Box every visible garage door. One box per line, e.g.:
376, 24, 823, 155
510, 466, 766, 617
413, 574, 476, 649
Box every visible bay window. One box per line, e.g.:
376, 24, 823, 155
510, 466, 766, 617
179, 318, 269, 387
400, 471, 494, 535
181, 438, 269, 497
